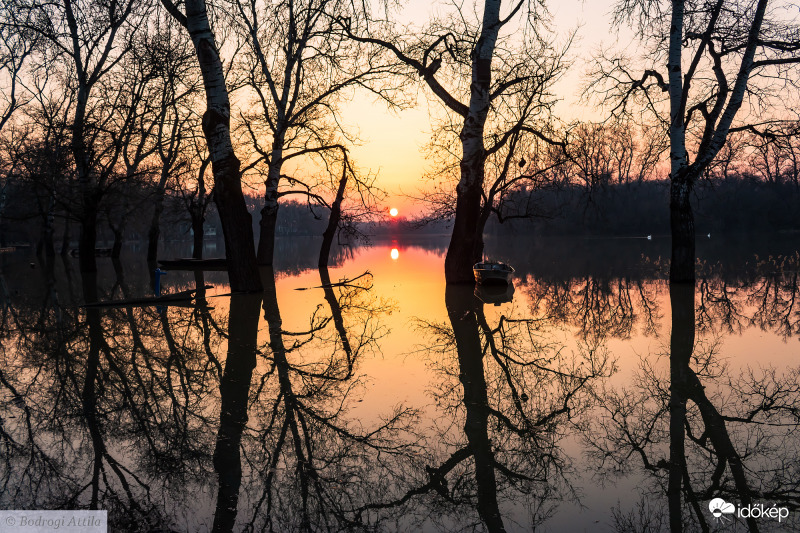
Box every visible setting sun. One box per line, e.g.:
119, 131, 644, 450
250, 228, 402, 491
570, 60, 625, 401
390, 248, 399, 260
389, 207, 398, 217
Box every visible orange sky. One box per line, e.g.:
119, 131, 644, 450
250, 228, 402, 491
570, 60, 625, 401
336, 0, 632, 217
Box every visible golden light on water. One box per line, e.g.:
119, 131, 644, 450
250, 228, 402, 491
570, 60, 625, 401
389, 207, 398, 217
390, 248, 399, 260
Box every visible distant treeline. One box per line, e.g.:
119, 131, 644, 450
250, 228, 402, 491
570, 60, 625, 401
267, 172, 800, 239
484, 175, 800, 237
4, 109, 800, 253
4, 172, 799, 250
0, 186, 330, 250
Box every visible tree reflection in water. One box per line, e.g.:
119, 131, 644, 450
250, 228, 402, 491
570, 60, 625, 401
356, 284, 612, 532
212, 292, 260, 532
245, 267, 414, 532
0, 258, 411, 531
588, 276, 800, 532
2, 252, 800, 531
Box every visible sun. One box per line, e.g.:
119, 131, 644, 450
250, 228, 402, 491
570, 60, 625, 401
389, 207, 398, 217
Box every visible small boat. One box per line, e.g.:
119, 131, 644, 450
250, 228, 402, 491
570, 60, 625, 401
473, 261, 514, 285
69, 247, 113, 257
158, 258, 228, 270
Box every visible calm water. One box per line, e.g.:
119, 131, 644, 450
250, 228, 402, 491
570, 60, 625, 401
1, 235, 799, 532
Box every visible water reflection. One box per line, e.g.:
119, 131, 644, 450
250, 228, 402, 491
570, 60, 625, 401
355, 284, 611, 531
1, 243, 800, 531
0, 257, 410, 530
212, 293, 260, 532
588, 280, 800, 532
474, 282, 514, 306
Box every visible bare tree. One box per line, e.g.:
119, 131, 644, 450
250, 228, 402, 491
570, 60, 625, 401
591, 0, 800, 281
142, 18, 201, 262
566, 122, 616, 194
173, 143, 214, 260
224, 0, 395, 267
745, 122, 800, 186
2, 81, 73, 256
342, 1, 568, 282
4, 0, 144, 272
635, 122, 669, 183
159, 0, 262, 292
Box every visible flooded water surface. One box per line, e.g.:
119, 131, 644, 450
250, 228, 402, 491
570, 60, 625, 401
1, 235, 799, 532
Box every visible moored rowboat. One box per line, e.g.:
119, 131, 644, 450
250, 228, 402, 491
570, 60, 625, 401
158, 258, 228, 270
473, 261, 514, 284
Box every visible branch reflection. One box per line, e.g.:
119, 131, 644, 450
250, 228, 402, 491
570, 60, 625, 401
0, 259, 410, 531
359, 284, 612, 531
589, 279, 800, 532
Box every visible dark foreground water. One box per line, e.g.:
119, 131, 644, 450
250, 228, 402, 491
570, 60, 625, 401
1, 234, 799, 532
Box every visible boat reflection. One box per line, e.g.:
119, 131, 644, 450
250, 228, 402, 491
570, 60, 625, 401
474, 281, 514, 306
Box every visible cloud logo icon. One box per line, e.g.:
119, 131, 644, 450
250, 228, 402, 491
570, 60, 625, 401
709, 498, 736, 521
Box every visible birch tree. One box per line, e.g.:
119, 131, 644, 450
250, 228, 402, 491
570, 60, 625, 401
591, 0, 800, 282
159, 0, 262, 292
342, 0, 568, 282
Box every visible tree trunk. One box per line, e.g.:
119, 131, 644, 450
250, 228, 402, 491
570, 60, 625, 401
667, 0, 692, 283
256, 206, 277, 266
74, 81, 98, 272
319, 172, 348, 268
0, 185, 6, 248
147, 223, 159, 263
444, 0, 501, 284
41, 194, 56, 258
182, 0, 261, 292
669, 177, 695, 282
256, 155, 282, 265
147, 168, 171, 262
60, 219, 71, 256
445, 284, 506, 532
78, 197, 98, 273
147, 199, 163, 262
211, 293, 261, 533
445, 183, 483, 282
111, 225, 123, 259
192, 211, 205, 259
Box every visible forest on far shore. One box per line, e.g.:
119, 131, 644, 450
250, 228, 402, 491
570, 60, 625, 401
4, 166, 800, 249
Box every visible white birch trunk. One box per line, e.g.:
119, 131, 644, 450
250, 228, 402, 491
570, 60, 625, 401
444, 0, 502, 283
182, 0, 262, 292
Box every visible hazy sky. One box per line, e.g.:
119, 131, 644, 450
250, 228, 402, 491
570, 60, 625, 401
334, 0, 633, 215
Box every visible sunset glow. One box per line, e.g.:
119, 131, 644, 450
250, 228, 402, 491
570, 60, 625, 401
390, 248, 399, 260
389, 207, 399, 217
